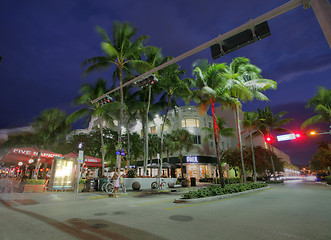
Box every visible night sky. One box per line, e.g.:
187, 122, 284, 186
0, 0, 330, 166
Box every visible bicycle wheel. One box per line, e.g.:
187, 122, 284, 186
105, 183, 114, 194
151, 182, 157, 189
121, 184, 126, 193
101, 182, 108, 192
160, 182, 166, 189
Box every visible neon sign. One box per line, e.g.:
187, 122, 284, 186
186, 156, 198, 163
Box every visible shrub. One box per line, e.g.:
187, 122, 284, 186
181, 182, 267, 199
127, 169, 136, 178
25, 179, 46, 185
326, 176, 331, 185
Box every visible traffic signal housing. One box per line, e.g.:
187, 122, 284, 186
97, 95, 112, 106
211, 21, 271, 59
135, 74, 158, 88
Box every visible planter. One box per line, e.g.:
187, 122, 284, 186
23, 184, 45, 193
168, 182, 175, 188
132, 181, 141, 190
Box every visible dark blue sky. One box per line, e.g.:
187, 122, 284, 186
0, 0, 330, 166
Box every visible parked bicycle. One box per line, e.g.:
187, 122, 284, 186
151, 177, 166, 190
101, 177, 126, 194
101, 177, 114, 194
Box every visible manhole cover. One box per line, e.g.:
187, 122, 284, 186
169, 215, 194, 222
89, 223, 108, 229
94, 212, 108, 216
113, 211, 126, 215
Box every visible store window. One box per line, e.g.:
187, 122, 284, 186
150, 126, 156, 134
182, 118, 200, 128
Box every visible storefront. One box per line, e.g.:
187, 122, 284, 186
136, 155, 218, 181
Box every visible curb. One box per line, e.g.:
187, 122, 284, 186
173, 186, 271, 204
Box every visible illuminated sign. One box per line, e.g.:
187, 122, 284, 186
49, 157, 76, 191
12, 148, 62, 158
186, 156, 198, 163
276, 133, 296, 142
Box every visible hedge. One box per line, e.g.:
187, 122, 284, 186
182, 183, 268, 199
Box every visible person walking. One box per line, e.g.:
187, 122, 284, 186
112, 170, 120, 198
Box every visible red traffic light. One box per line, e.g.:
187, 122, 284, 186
295, 133, 302, 138
265, 135, 273, 143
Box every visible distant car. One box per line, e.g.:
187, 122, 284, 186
316, 172, 328, 182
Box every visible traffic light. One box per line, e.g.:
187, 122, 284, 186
211, 21, 271, 59
265, 135, 273, 144
135, 74, 158, 88
309, 131, 316, 136
97, 95, 112, 106
294, 133, 302, 139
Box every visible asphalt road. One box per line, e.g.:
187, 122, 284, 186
0, 180, 330, 240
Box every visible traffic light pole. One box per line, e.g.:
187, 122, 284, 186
92, 0, 303, 103
306, 0, 331, 48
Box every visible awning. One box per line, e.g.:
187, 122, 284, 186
62, 152, 105, 168
0, 147, 62, 166
147, 162, 174, 168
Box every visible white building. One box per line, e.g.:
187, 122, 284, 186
70, 105, 291, 180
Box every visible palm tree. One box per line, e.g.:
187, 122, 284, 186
202, 116, 235, 149
67, 79, 120, 174
191, 59, 231, 187
32, 108, 71, 179
156, 59, 191, 177
256, 106, 293, 179
81, 22, 148, 173
33, 108, 71, 149
242, 111, 261, 182
170, 129, 194, 179
217, 57, 277, 184
132, 47, 163, 175
301, 87, 331, 129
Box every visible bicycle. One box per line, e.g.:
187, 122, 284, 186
151, 177, 166, 190
101, 178, 114, 194
102, 178, 126, 194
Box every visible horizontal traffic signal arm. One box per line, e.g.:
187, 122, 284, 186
91, 0, 306, 104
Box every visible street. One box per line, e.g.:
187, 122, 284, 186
0, 180, 330, 240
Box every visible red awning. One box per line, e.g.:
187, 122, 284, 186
62, 152, 105, 168
0, 147, 62, 166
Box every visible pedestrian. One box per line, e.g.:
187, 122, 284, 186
112, 170, 120, 198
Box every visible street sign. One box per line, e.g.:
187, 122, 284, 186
77, 150, 84, 163
277, 133, 296, 141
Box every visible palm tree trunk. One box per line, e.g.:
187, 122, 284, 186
144, 85, 152, 176
159, 93, 172, 177
118, 67, 124, 175
210, 99, 225, 188
235, 106, 246, 184
126, 121, 131, 174
249, 131, 257, 182
99, 124, 105, 176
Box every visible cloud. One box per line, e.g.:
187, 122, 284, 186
0, 126, 33, 141
275, 54, 331, 83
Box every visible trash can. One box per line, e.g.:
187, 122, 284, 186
85, 179, 95, 192
190, 177, 196, 187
